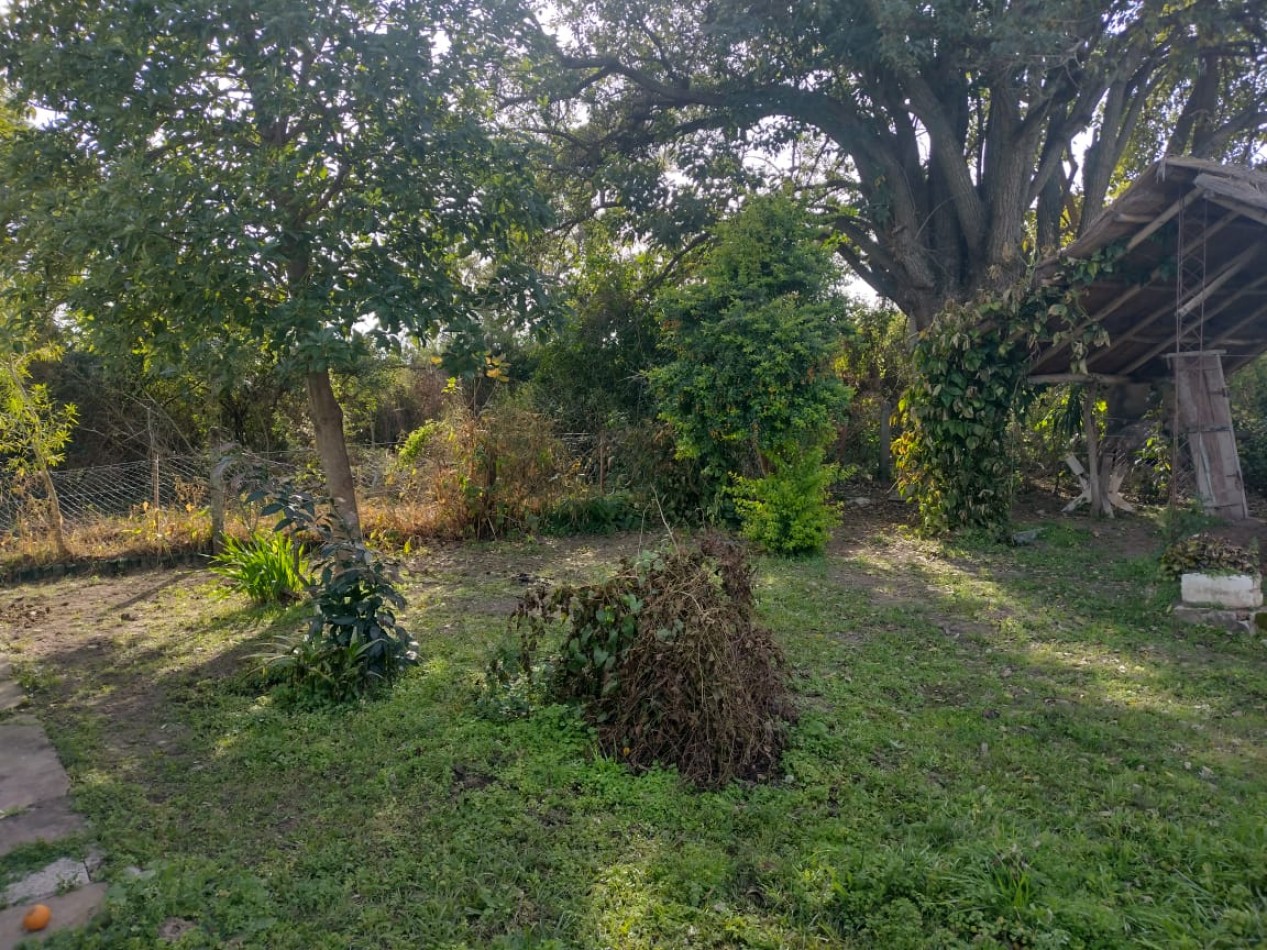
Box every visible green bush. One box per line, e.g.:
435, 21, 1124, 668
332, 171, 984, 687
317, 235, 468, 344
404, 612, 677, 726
254, 490, 418, 703
732, 450, 840, 555
396, 419, 442, 469
650, 195, 853, 510
209, 532, 310, 605
541, 490, 642, 535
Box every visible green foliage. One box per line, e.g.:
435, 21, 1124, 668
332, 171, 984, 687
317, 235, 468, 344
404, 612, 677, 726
255, 490, 418, 702
833, 304, 911, 477
209, 532, 311, 606
1229, 355, 1267, 497
541, 490, 642, 536
0, 0, 554, 373
895, 252, 1116, 536
732, 449, 840, 556
396, 420, 443, 470
1160, 533, 1259, 578
0, 341, 77, 478
527, 238, 663, 434
650, 195, 852, 509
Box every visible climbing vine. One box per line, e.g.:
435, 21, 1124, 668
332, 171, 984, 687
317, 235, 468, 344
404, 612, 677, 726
895, 249, 1121, 536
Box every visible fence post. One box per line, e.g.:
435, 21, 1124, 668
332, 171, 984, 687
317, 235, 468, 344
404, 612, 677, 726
147, 407, 161, 509
209, 444, 237, 555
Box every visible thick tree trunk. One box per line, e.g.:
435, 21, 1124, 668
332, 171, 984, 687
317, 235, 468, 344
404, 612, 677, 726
306, 368, 362, 539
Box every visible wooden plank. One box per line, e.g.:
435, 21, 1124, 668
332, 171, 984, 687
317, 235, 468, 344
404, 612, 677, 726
1118, 267, 1267, 375
1028, 373, 1132, 385
1171, 352, 1248, 519
1124, 190, 1202, 252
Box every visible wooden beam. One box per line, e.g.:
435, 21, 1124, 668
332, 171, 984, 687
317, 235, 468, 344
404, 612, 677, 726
1094, 243, 1262, 375
1028, 279, 1158, 373
1204, 195, 1267, 229
1028, 373, 1133, 385
1177, 244, 1261, 319
1203, 275, 1267, 348
1125, 189, 1201, 252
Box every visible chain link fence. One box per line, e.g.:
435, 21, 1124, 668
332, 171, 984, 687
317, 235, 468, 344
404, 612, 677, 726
0, 444, 400, 536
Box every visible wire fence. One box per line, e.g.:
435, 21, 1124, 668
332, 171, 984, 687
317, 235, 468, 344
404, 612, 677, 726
0, 444, 401, 536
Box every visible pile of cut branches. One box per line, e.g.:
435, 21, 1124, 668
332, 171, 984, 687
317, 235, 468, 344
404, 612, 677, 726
507, 534, 793, 787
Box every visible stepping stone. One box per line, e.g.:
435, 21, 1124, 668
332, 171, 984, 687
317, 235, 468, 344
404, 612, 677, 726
0, 800, 85, 859
0, 718, 68, 814
0, 680, 24, 713
3, 858, 90, 905
0, 882, 108, 949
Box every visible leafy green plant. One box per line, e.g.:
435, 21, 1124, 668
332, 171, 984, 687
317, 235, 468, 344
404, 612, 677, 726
396, 420, 442, 470
732, 449, 841, 555
252, 489, 418, 702
541, 490, 641, 536
650, 196, 853, 513
259, 634, 378, 706
209, 532, 310, 605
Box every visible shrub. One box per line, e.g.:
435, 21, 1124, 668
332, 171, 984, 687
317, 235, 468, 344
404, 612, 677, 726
732, 449, 840, 555
541, 490, 642, 535
255, 490, 418, 703
502, 534, 792, 787
650, 196, 853, 510
209, 532, 310, 605
396, 420, 442, 470
398, 393, 579, 539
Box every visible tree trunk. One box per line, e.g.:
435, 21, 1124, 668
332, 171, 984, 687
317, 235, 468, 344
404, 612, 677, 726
306, 368, 362, 539
37, 462, 69, 559
878, 399, 892, 483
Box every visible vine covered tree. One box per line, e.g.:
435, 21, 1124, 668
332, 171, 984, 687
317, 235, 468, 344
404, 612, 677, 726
0, 0, 552, 535
550, 0, 1267, 327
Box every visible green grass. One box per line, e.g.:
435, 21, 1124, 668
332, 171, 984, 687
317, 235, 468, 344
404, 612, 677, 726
5, 523, 1266, 948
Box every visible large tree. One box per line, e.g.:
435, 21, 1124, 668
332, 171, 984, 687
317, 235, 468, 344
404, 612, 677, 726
549, 0, 1267, 327
0, 0, 552, 535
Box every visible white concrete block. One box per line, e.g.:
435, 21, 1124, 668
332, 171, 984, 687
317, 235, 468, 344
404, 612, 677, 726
1181, 572, 1263, 609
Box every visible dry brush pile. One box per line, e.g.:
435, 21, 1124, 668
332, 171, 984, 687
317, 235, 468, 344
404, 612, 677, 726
500, 534, 794, 788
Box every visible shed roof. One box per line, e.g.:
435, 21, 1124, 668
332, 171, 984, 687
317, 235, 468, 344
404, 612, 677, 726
1030, 157, 1267, 383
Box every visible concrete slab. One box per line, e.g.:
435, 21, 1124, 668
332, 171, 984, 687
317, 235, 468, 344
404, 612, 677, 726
3, 858, 91, 905
0, 801, 85, 859
0, 681, 25, 713
0, 718, 68, 813
0, 883, 108, 949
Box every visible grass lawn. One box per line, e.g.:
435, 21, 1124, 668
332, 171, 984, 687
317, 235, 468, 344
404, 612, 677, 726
1, 509, 1265, 948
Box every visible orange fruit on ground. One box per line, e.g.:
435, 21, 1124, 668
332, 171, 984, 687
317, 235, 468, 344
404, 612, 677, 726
22, 904, 52, 932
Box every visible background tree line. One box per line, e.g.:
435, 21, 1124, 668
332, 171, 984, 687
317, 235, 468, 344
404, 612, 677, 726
0, 0, 1263, 553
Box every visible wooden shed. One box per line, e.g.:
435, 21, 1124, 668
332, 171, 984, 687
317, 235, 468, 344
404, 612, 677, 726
1031, 157, 1267, 519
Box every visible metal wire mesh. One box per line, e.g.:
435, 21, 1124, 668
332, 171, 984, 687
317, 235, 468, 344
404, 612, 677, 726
0, 444, 401, 535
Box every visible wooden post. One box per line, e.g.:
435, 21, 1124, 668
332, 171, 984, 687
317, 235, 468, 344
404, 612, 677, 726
1084, 386, 1107, 517
147, 407, 161, 509
878, 399, 893, 482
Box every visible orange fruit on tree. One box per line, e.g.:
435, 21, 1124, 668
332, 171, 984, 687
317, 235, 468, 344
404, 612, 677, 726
22, 903, 52, 932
